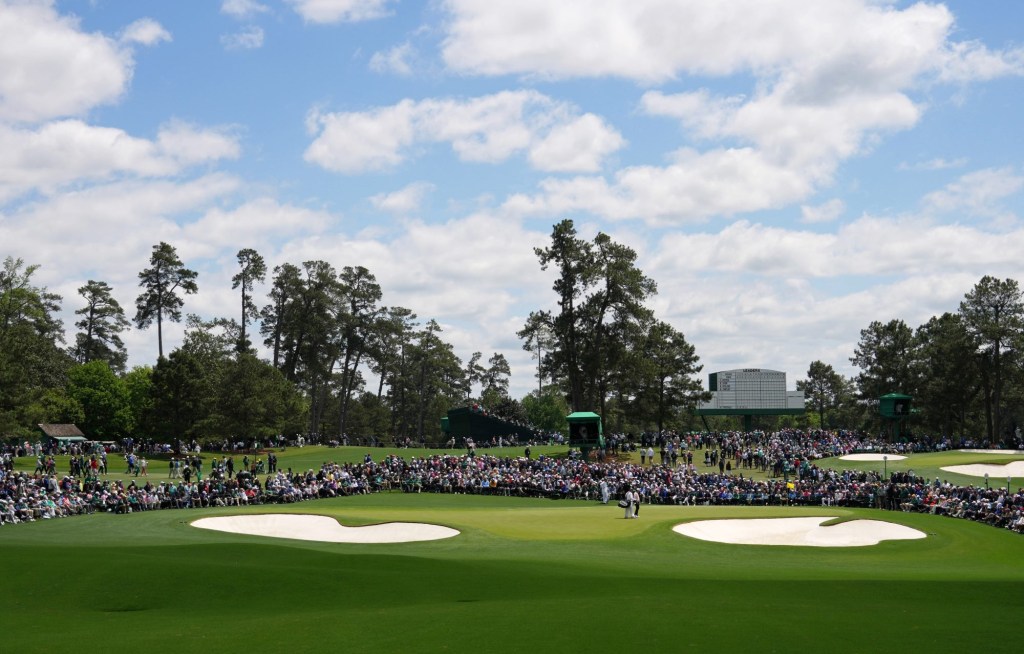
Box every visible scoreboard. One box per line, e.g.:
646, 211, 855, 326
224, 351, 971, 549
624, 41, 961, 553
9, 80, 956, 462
702, 368, 803, 411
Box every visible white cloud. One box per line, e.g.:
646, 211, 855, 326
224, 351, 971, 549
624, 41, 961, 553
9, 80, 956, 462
183, 199, 335, 257
0, 174, 242, 281
503, 76, 921, 224
305, 90, 625, 174
441, 0, 1020, 86
370, 182, 435, 214
369, 42, 414, 75
657, 271, 938, 385
636, 86, 920, 201
305, 101, 417, 172
643, 216, 1020, 385
801, 199, 845, 224
937, 40, 1024, 83
899, 157, 968, 172
528, 114, 625, 172
0, 120, 241, 203
221, 25, 265, 50
119, 18, 171, 47
221, 0, 270, 19
648, 214, 1024, 280
0, 1, 131, 122
440, 1, 1022, 224
923, 167, 1024, 218
286, 0, 393, 24
156, 121, 242, 166
504, 147, 814, 224
275, 210, 550, 327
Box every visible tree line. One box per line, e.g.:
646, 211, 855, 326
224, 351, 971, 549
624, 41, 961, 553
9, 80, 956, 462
799, 276, 1024, 442
5, 227, 1017, 444
0, 246, 514, 443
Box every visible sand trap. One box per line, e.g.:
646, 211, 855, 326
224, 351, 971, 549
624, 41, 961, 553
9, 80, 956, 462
957, 449, 1024, 455
673, 517, 926, 547
840, 453, 906, 461
941, 461, 1024, 478
192, 514, 459, 543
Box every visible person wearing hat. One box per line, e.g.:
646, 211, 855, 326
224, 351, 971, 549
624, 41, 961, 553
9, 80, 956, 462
622, 487, 637, 519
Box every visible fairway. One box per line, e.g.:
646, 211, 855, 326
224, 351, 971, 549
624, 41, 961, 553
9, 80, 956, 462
1, 492, 1021, 653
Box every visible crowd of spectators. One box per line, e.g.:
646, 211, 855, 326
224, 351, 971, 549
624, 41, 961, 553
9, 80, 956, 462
2, 430, 1023, 536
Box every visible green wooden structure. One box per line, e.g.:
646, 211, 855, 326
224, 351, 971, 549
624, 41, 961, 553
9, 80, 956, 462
566, 411, 603, 458
442, 407, 534, 443
879, 393, 912, 418
879, 393, 912, 439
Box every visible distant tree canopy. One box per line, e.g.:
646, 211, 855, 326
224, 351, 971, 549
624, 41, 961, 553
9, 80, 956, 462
844, 276, 1024, 442
134, 242, 198, 360
0, 257, 72, 437
5, 237, 1024, 444
519, 220, 708, 433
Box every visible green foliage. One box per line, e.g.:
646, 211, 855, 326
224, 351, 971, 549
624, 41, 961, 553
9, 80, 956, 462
797, 360, 845, 428
134, 242, 199, 359
0, 257, 71, 435
123, 366, 154, 439
523, 219, 660, 414
232, 248, 267, 352
30, 387, 85, 429
67, 360, 133, 439
629, 319, 709, 433
71, 279, 129, 373
148, 349, 214, 441
334, 265, 383, 438
959, 276, 1024, 441
211, 353, 306, 439
482, 352, 511, 398
521, 388, 569, 433
850, 318, 918, 417
914, 313, 981, 437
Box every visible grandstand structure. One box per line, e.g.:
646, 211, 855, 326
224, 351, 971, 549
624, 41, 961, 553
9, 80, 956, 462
442, 406, 535, 443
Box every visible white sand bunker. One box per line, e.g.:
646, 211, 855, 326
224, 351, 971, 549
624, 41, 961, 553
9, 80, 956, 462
958, 449, 1024, 455
941, 461, 1024, 478
192, 514, 459, 543
840, 453, 906, 461
673, 517, 926, 547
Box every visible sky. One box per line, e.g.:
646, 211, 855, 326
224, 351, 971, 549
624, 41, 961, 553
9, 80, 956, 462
2, 0, 1023, 400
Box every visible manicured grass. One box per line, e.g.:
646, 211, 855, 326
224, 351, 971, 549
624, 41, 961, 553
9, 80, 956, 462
816, 450, 1022, 491
1, 492, 1022, 653
11, 444, 572, 483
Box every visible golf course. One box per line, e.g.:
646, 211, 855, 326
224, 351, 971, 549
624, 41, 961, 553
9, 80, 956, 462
2, 446, 1022, 653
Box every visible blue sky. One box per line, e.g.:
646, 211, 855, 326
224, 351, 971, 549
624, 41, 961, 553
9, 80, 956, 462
2, 0, 1023, 399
